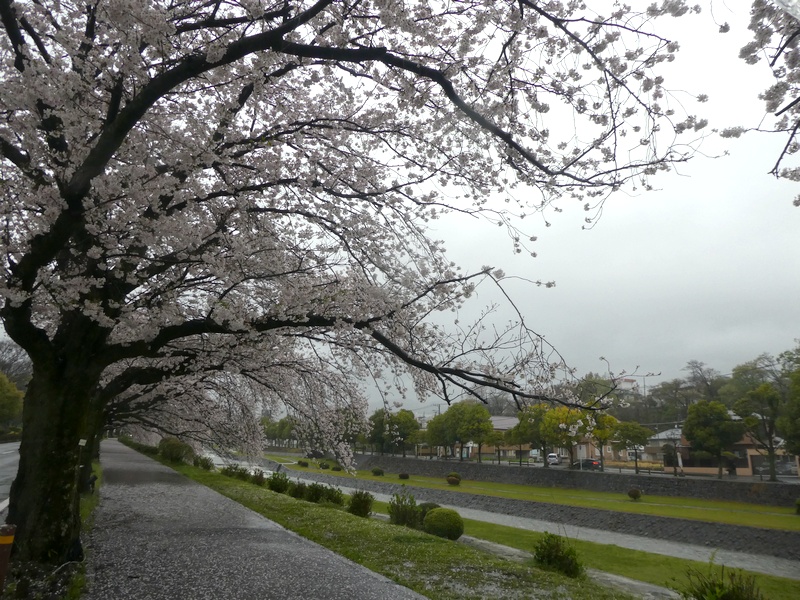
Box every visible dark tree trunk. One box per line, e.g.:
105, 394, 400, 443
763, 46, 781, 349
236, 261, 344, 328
3, 310, 109, 564
7, 364, 97, 563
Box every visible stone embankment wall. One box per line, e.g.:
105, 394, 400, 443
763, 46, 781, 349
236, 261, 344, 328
352, 454, 799, 508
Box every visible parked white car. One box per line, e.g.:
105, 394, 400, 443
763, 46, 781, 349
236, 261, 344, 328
547, 453, 561, 465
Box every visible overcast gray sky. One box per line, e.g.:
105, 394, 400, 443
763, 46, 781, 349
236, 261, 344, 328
402, 3, 800, 415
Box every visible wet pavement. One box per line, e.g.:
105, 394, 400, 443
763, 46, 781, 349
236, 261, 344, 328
83, 441, 426, 600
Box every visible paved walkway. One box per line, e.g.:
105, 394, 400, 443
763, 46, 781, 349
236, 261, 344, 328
84, 441, 425, 600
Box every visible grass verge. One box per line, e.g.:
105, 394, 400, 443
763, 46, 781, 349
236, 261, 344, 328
370, 499, 800, 600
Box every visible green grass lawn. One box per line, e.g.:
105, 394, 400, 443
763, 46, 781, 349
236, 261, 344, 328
273, 457, 800, 532
370, 499, 800, 600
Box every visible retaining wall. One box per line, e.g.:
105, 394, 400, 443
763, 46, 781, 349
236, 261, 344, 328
352, 454, 800, 508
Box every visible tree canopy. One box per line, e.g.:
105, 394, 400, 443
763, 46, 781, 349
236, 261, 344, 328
683, 400, 746, 479
0, 0, 735, 563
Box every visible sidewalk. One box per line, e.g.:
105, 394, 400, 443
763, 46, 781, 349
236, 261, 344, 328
83, 441, 425, 600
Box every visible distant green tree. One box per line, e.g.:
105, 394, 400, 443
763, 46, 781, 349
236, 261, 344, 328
391, 409, 421, 457
368, 409, 390, 454
683, 360, 729, 402
647, 378, 698, 422
424, 412, 450, 458
439, 401, 489, 461
683, 400, 745, 479
541, 406, 587, 464
455, 403, 493, 462
721, 352, 797, 481
0, 373, 23, 428
589, 413, 618, 471
262, 416, 296, 447
506, 404, 549, 466
778, 369, 800, 457
612, 421, 652, 474
735, 383, 783, 481
575, 373, 619, 408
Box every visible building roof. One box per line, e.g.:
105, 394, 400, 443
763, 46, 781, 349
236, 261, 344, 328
649, 427, 683, 441
490, 416, 518, 431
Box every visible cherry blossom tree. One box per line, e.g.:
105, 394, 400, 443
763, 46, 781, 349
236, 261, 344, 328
739, 1, 800, 201
1, 0, 705, 562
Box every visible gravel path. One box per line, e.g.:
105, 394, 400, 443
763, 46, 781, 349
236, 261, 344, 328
283, 468, 800, 580
84, 441, 426, 600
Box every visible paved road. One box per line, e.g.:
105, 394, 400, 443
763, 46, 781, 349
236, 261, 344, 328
0, 442, 19, 514
84, 440, 425, 600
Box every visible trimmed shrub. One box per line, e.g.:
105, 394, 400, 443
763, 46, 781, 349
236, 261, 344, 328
446, 475, 460, 486
158, 437, 194, 463
267, 471, 290, 494
305, 482, 327, 503
423, 508, 464, 541
221, 464, 250, 481
795, 498, 800, 515
322, 485, 345, 506
388, 488, 419, 528
533, 533, 584, 578
628, 488, 643, 501
251, 468, 267, 486
288, 481, 307, 499
399, 472, 410, 480
678, 564, 765, 600
332, 465, 342, 472
447, 472, 461, 482
192, 455, 214, 470
220, 464, 239, 478
371, 467, 384, 476
319, 462, 330, 470
418, 502, 441, 523
347, 490, 374, 518
297, 460, 309, 467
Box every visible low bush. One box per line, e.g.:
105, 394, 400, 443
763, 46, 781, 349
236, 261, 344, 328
418, 502, 441, 523
251, 468, 267, 486
319, 462, 330, 470
399, 473, 410, 480
388, 488, 419, 528
220, 464, 250, 481
192, 455, 214, 470
305, 482, 327, 503
158, 437, 194, 464
288, 481, 307, 499
628, 488, 643, 501
371, 467, 384, 476
446, 474, 460, 486
267, 471, 290, 494
297, 460, 309, 467
120, 437, 159, 456
795, 498, 800, 516
533, 532, 584, 578
347, 490, 374, 518
423, 508, 464, 541
332, 465, 342, 472
322, 485, 344, 506
678, 564, 764, 600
